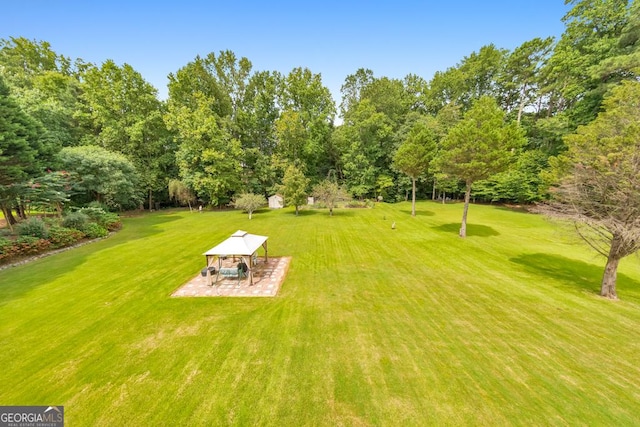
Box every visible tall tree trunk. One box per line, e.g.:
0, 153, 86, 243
460, 182, 472, 238
295, 205, 299, 216
0, 204, 15, 232
17, 204, 27, 220
432, 177, 436, 201
148, 189, 153, 211
516, 83, 528, 125
4, 206, 18, 227
411, 177, 416, 217
601, 235, 622, 299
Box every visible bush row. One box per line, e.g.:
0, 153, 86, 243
0, 207, 121, 264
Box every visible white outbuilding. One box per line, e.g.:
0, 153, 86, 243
268, 194, 284, 209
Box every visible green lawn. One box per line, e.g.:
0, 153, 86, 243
1, 201, 639, 425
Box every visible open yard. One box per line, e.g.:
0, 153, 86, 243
1, 201, 639, 425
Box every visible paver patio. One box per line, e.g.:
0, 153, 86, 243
171, 256, 291, 297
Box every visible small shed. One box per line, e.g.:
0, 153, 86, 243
203, 230, 268, 286
268, 194, 284, 209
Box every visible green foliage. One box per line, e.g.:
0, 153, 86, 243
80, 60, 171, 209
0, 76, 46, 186
168, 179, 195, 208
58, 145, 141, 209
546, 80, 640, 297
312, 179, 350, 215
542, 0, 634, 125
393, 119, 437, 179
77, 207, 121, 230
473, 150, 550, 203
393, 117, 438, 214
165, 92, 242, 206
62, 211, 89, 231
427, 44, 507, 113
436, 96, 526, 186
16, 217, 48, 239
0, 38, 85, 148
0, 236, 11, 253
435, 96, 526, 236
279, 165, 309, 216
27, 170, 71, 214
86, 200, 111, 211
232, 192, 265, 219
337, 99, 394, 198
76, 206, 108, 221
344, 199, 374, 208
14, 236, 50, 255
47, 225, 84, 248
82, 222, 108, 239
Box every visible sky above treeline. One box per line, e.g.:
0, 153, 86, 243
3, 1, 571, 103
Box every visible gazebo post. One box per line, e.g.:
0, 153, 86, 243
205, 255, 215, 286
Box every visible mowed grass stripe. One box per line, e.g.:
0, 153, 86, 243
1, 202, 639, 424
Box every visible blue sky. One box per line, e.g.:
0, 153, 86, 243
3, 1, 570, 103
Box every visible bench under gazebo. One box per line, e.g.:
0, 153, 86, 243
202, 230, 268, 286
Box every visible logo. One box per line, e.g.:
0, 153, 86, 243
0, 406, 64, 427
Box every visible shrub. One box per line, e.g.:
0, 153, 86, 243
100, 214, 122, 231
82, 222, 108, 239
87, 201, 111, 212
14, 236, 51, 256
62, 212, 89, 231
16, 217, 48, 239
48, 226, 85, 249
0, 236, 12, 254
345, 200, 373, 208
78, 206, 107, 221
78, 207, 121, 230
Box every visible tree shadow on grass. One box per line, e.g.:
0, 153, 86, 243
510, 253, 640, 297
293, 209, 321, 217
399, 209, 435, 217
434, 222, 500, 237
328, 209, 357, 217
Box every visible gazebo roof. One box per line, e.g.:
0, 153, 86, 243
203, 230, 268, 256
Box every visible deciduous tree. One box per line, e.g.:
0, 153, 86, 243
59, 145, 141, 209
312, 179, 349, 216
233, 192, 265, 219
80, 60, 170, 210
165, 92, 242, 206
168, 179, 195, 211
280, 165, 309, 216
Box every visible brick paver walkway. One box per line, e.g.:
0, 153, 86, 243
171, 256, 291, 297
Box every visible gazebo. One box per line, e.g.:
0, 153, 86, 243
203, 230, 268, 286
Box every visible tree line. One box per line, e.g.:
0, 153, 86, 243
1, 0, 639, 295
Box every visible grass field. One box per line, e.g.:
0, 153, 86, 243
1, 201, 639, 425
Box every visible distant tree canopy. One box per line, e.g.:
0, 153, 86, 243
0, 0, 637, 219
